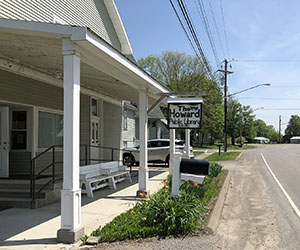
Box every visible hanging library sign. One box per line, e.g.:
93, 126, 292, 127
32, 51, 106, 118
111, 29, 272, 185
167, 98, 203, 129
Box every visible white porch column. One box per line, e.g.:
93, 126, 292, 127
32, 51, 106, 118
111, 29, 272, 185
137, 89, 149, 196
57, 39, 84, 243
169, 129, 175, 175
185, 129, 191, 158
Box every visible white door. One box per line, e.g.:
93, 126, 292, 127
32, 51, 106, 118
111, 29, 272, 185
91, 117, 100, 162
0, 107, 9, 177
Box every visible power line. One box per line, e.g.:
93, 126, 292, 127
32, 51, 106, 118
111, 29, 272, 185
179, 0, 214, 77
177, 0, 212, 76
208, 0, 225, 59
239, 97, 300, 100
219, 0, 230, 57
270, 86, 300, 88
234, 59, 300, 63
194, 0, 220, 66
169, 0, 215, 80
168, 0, 200, 58
264, 109, 300, 110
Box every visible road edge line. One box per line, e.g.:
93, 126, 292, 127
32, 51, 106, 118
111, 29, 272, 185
261, 152, 300, 218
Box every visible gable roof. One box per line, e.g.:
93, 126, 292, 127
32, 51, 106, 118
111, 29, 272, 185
0, 0, 133, 56
103, 0, 133, 56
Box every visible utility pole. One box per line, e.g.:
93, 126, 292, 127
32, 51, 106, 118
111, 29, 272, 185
279, 115, 281, 143
239, 109, 242, 145
218, 59, 233, 152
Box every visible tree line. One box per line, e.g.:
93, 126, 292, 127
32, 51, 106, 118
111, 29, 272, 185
138, 51, 292, 145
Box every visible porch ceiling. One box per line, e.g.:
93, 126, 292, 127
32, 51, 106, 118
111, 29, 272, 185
0, 31, 157, 103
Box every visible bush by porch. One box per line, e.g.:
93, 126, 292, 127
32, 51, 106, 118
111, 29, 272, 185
83, 162, 226, 244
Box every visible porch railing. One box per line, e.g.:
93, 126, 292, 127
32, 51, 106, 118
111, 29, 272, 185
30, 144, 134, 206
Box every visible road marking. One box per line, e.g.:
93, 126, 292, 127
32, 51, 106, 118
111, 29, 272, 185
261, 153, 300, 218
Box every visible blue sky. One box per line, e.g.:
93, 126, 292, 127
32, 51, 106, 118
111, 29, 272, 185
115, 0, 300, 133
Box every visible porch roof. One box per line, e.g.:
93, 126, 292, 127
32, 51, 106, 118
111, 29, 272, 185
0, 18, 169, 104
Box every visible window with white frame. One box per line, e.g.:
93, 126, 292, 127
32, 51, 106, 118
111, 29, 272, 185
91, 98, 98, 116
38, 111, 63, 148
123, 109, 128, 130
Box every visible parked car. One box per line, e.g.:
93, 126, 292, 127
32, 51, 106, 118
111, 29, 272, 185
122, 139, 194, 166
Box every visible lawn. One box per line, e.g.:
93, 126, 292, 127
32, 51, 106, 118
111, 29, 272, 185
228, 145, 256, 150
204, 152, 240, 161
193, 151, 204, 157
194, 145, 256, 150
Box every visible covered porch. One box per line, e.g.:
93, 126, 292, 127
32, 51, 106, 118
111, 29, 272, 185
0, 18, 171, 242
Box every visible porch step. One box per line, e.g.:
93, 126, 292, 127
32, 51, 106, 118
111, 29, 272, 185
0, 189, 45, 199
0, 179, 62, 209
0, 197, 32, 208
0, 179, 61, 190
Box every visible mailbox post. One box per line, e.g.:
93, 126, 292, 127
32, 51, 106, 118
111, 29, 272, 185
171, 155, 210, 197
171, 153, 182, 197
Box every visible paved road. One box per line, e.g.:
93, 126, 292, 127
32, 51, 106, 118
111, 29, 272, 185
88, 145, 300, 250
212, 145, 300, 249
260, 144, 300, 214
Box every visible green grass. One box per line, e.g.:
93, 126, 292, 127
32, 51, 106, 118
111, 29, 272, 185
85, 163, 225, 243
194, 145, 219, 150
228, 145, 256, 150
194, 145, 256, 150
204, 152, 240, 161
193, 151, 204, 157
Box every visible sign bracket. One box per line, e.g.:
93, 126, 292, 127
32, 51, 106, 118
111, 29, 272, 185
147, 92, 206, 115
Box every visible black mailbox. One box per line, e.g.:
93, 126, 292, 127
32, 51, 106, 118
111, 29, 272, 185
180, 158, 209, 175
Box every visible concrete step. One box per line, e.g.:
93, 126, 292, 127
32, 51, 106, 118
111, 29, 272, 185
0, 189, 61, 208
0, 197, 32, 208
0, 179, 62, 190
0, 179, 62, 208
0, 189, 45, 199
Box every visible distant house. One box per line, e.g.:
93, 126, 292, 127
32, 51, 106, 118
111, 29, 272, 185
290, 136, 300, 143
134, 105, 168, 145
254, 137, 270, 144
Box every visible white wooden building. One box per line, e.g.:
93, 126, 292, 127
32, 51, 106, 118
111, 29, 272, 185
0, 0, 170, 243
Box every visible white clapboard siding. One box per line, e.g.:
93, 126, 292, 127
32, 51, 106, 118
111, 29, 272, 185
0, 69, 91, 174
103, 101, 122, 160
0, 0, 121, 51
122, 108, 136, 147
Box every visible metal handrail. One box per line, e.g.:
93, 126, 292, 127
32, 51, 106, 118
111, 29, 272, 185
30, 143, 133, 207
30, 145, 63, 204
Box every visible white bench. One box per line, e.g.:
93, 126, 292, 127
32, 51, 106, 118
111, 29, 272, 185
80, 161, 132, 198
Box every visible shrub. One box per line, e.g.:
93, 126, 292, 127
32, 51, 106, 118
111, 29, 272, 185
209, 162, 222, 177
90, 163, 224, 243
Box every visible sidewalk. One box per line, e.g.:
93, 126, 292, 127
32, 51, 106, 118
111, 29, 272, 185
0, 168, 168, 250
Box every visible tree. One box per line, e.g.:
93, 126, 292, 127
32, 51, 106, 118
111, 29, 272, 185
138, 51, 206, 90
267, 125, 279, 142
254, 119, 269, 137
138, 51, 223, 144
285, 115, 300, 141
227, 99, 257, 145
241, 105, 256, 141
227, 98, 242, 145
